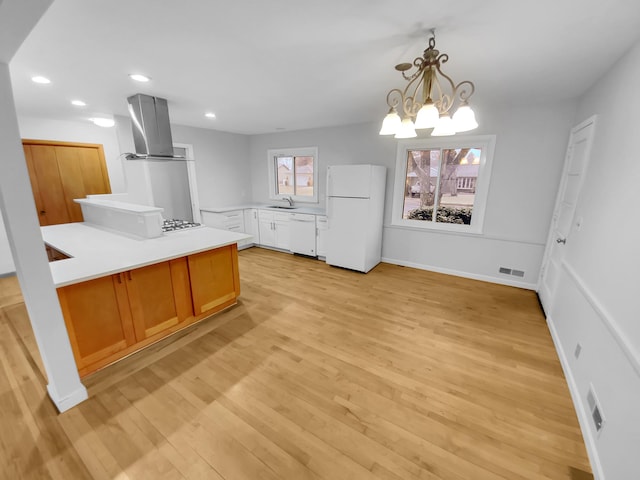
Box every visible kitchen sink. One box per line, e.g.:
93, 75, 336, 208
267, 205, 297, 209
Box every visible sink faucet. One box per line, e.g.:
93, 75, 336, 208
284, 196, 294, 206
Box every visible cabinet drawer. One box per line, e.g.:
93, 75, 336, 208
258, 210, 275, 222
202, 210, 244, 230
274, 212, 292, 222
222, 209, 243, 218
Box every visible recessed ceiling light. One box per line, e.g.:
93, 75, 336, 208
71, 100, 87, 107
129, 73, 151, 82
90, 117, 115, 128
205, 112, 216, 119
31, 76, 51, 84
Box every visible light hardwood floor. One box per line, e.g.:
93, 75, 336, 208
0, 248, 592, 479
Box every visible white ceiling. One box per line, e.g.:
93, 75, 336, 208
9, 0, 640, 135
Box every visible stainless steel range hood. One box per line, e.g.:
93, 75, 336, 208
126, 94, 183, 160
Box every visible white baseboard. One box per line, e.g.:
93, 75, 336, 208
47, 383, 88, 413
546, 315, 605, 480
381, 257, 537, 290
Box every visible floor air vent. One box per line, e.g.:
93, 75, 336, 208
587, 386, 605, 432
499, 267, 525, 278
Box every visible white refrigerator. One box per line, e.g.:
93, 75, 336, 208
326, 164, 386, 273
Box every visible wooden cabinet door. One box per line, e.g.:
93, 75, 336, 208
58, 273, 135, 372
22, 140, 111, 226
124, 259, 193, 341
188, 245, 240, 315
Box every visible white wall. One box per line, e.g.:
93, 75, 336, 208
170, 123, 251, 208
0, 212, 14, 275
546, 39, 640, 479
249, 100, 576, 288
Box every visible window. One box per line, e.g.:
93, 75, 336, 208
391, 135, 496, 233
267, 147, 318, 203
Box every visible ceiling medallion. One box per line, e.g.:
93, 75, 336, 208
379, 30, 478, 139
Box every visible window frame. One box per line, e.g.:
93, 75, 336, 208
267, 146, 319, 203
391, 135, 496, 234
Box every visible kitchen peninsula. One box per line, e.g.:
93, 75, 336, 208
42, 222, 250, 377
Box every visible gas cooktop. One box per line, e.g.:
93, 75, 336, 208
162, 219, 201, 232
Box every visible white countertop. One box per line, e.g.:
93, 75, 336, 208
42, 223, 251, 287
201, 204, 326, 215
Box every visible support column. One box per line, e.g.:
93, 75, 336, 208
0, 63, 87, 411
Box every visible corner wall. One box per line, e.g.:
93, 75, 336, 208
249, 101, 576, 288
545, 38, 640, 479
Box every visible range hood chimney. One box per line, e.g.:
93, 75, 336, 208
126, 94, 183, 160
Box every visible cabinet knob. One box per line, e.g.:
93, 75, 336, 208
39, 210, 46, 215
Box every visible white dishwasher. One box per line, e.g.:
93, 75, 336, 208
289, 213, 317, 256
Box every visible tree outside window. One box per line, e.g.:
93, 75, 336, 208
392, 136, 495, 234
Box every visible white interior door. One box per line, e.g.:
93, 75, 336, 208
539, 116, 596, 314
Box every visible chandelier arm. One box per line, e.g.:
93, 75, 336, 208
433, 64, 458, 114
385, 88, 404, 109
399, 66, 429, 117
455, 80, 476, 102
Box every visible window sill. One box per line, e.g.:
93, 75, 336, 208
390, 218, 483, 235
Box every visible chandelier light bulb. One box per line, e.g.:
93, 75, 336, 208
414, 102, 439, 129
452, 104, 478, 132
379, 108, 402, 135
431, 114, 456, 137
394, 117, 417, 139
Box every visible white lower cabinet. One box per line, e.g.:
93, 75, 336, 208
258, 211, 276, 248
258, 210, 291, 250
201, 209, 252, 249
316, 215, 327, 257
243, 208, 260, 245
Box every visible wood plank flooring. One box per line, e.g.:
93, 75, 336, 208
0, 248, 592, 479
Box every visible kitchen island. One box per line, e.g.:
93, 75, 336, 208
42, 223, 250, 377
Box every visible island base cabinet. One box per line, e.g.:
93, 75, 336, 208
58, 246, 240, 377
125, 258, 194, 340
58, 273, 136, 374
188, 244, 240, 315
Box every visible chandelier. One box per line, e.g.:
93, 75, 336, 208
379, 31, 478, 138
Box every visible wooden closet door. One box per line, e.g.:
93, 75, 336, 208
22, 140, 112, 226
55, 146, 111, 222
23, 144, 72, 225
